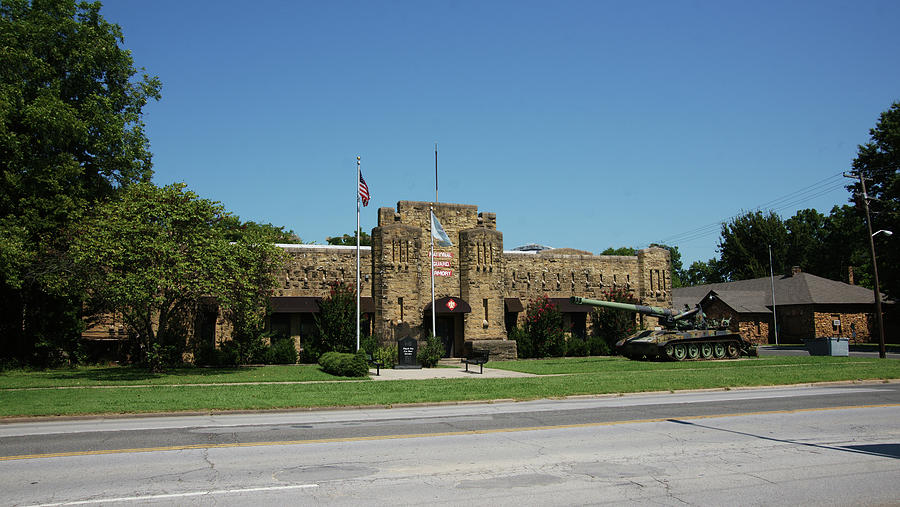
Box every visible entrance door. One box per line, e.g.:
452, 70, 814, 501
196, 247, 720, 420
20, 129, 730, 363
436, 316, 455, 357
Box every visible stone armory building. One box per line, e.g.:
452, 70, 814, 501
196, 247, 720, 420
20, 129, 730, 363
264, 201, 672, 360
83, 200, 673, 360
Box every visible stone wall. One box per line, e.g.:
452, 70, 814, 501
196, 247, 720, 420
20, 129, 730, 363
736, 318, 771, 345
276, 244, 372, 297
502, 246, 671, 331
813, 311, 871, 343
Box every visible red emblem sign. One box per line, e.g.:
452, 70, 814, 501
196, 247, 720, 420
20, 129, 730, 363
445, 299, 457, 311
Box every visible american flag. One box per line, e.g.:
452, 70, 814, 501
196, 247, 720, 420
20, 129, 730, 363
358, 172, 370, 207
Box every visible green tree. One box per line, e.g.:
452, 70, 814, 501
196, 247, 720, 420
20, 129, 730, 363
327, 231, 371, 246
600, 246, 637, 256
682, 258, 726, 286
310, 282, 361, 360
72, 183, 284, 370
218, 215, 303, 244
1, 0, 160, 363
784, 209, 827, 276
818, 205, 869, 285
847, 102, 899, 297
717, 211, 789, 281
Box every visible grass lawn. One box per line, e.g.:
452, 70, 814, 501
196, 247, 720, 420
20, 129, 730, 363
0, 364, 353, 389
1, 356, 898, 418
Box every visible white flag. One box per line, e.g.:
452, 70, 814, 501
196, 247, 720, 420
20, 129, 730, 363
431, 211, 452, 247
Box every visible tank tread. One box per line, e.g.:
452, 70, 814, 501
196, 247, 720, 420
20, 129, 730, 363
661, 338, 748, 361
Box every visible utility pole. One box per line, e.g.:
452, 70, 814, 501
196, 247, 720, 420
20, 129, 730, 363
844, 171, 887, 358
768, 244, 778, 346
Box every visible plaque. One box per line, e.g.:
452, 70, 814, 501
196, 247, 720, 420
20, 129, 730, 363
396, 336, 421, 369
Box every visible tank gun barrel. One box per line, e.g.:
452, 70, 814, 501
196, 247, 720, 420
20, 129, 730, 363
570, 296, 700, 326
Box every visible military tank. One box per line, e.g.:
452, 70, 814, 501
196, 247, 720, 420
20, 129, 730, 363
570, 296, 755, 361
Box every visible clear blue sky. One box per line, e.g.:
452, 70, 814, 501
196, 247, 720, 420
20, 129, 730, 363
101, 0, 900, 267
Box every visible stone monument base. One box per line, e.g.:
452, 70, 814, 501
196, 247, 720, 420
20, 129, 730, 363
463, 339, 518, 361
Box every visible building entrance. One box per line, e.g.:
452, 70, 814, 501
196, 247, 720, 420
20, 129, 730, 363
435, 316, 455, 357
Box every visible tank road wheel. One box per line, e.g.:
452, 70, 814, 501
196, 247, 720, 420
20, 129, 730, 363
700, 343, 713, 359
726, 341, 740, 359
665, 344, 675, 360
687, 343, 700, 360
672, 343, 687, 361
713, 342, 726, 359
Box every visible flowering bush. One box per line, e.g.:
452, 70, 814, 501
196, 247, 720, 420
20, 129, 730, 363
524, 296, 566, 357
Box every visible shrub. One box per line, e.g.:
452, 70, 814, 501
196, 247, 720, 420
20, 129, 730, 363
525, 296, 566, 358
588, 335, 612, 356
374, 344, 397, 368
417, 334, 443, 367
264, 338, 298, 364
566, 337, 588, 357
508, 326, 533, 358
360, 333, 378, 355
318, 351, 368, 377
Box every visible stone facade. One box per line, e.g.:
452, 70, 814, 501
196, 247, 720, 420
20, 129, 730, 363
264, 201, 671, 360
813, 310, 871, 343
700, 298, 873, 345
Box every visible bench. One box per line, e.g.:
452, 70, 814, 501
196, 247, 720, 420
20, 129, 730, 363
366, 353, 384, 376
462, 349, 489, 374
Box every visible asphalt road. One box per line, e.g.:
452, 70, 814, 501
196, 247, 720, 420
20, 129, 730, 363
2, 383, 899, 506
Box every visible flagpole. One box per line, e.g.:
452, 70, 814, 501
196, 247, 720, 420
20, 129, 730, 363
356, 156, 361, 352
434, 143, 438, 203
431, 207, 436, 340
431, 143, 438, 340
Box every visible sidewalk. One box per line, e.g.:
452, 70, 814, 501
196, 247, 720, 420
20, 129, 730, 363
369, 361, 536, 380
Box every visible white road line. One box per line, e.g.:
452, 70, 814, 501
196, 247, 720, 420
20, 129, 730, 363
26, 484, 319, 506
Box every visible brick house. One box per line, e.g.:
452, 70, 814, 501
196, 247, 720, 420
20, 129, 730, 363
673, 267, 888, 345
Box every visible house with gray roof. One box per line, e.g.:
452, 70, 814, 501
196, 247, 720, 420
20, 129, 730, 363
673, 267, 887, 344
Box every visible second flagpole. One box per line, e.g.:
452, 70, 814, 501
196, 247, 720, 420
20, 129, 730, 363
356, 156, 361, 352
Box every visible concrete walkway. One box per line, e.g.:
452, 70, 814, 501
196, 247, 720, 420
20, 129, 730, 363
369, 361, 536, 380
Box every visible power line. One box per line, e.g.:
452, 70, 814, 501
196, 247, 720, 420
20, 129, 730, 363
655, 171, 849, 247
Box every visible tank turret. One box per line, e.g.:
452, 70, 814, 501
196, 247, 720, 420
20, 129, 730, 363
571, 296, 754, 361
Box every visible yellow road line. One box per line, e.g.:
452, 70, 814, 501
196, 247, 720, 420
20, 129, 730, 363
3, 403, 898, 462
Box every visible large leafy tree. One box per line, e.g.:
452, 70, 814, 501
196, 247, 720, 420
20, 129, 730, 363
717, 211, 789, 281
682, 258, 726, 286
0, 0, 160, 363
847, 102, 899, 297
72, 183, 285, 370
219, 215, 303, 244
